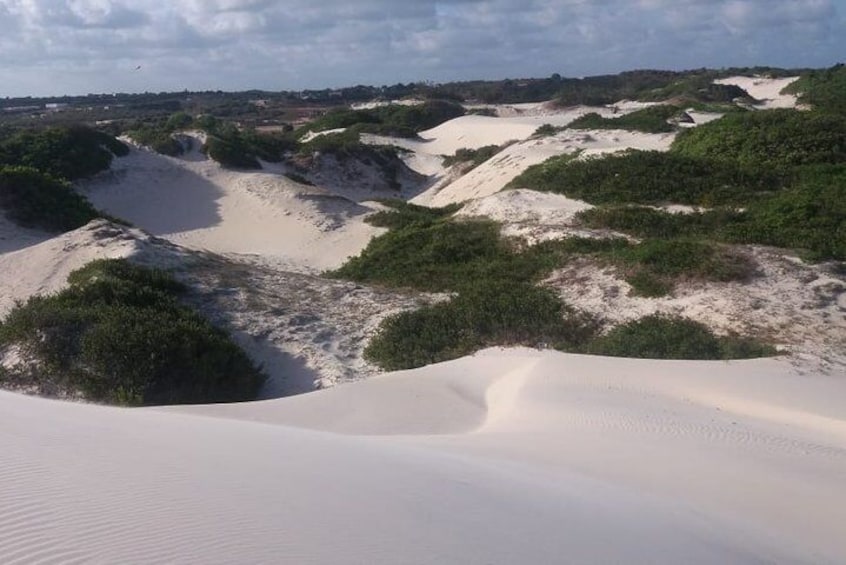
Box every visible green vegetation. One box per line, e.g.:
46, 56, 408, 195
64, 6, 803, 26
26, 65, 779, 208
784, 64, 846, 115
577, 206, 743, 239
612, 239, 754, 296
672, 109, 846, 169
302, 100, 466, 138
129, 125, 185, 156
588, 314, 777, 360
723, 165, 846, 261
0, 166, 100, 231
0, 125, 128, 180
533, 124, 560, 137
365, 200, 462, 230
364, 282, 598, 370
638, 78, 751, 104
576, 166, 846, 262
567, 105, 680, 133
333, 203, 771, 368
203, 124, 296, 169
509, 150, 782, 206
0, 259, 264, 406
442, 145, 504, 168
332, 203, 602, 368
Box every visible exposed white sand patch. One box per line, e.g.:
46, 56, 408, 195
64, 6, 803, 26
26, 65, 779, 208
2, 348, 844, 563
715, 76, 801, 109
457, 188, 593, 224
78, 142, 384, 273
545, 248, 846, 371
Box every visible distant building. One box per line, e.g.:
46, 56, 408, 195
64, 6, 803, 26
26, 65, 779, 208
45, 103, 70, 111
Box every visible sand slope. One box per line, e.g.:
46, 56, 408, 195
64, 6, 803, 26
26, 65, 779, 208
2, 349, 845, 564
77, 142, 383, 273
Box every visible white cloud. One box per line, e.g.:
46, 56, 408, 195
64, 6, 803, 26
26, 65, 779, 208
0, 0, 842, 96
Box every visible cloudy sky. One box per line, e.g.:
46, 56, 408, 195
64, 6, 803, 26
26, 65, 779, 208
0, 0, 844, 97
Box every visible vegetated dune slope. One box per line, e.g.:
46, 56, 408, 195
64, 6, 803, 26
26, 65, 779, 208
2, 348, 845, 564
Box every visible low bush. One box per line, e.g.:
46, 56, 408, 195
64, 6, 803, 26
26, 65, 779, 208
612, 239, 754, 282
364, 281, 599, 370
588, 314, 776, 360
672, 109, 846, 169
365, 200, 462, 230
129, 126, 185, 156
442, 145, 503, 168
0, 125, 128, 180
567, 105, 680, 133
509, 150, 782, 206
0, 259, 264, 406
724, 165, 846, 260
0, 166, 100, 231
302, 100, 466, 138
533, 124, 560, 137
577, 206, 744, 239
783, 64, 846, 115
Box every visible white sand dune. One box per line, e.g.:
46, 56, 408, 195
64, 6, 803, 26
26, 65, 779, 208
77, 142, 383, 273
0, 220, 179, 316
2, 348, 844, 563
715, 76, 801, 109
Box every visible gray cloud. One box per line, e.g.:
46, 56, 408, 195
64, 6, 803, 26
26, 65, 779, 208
0, 0, 843, 96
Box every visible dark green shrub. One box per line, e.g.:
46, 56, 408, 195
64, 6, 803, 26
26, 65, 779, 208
784, 64, 846, 115
577, 206, 744, 239
0, 125, 128, 179
588, 314, 776, 359
567, 105, 680, 133
204, 130, 261, 169
364, 282, 598, 370
0, 166, 100, 231
442, 145, 503, 168
129, 126, 185, 156
533, 124, 559, 137
0, 259, 264, 406
724, 165, 846, 260
672, 109, 846, 169
302, 100, 466, 138
365, 200, 461, 230
509, 150, 782, 206
615, 239, 754, 283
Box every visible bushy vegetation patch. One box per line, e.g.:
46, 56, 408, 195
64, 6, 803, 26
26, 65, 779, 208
365, 200, 462, 230
723, 165, 846, 261
639, 79, 752, 104
442, 145, 504, 168
303, 100, 466, 138
0, 166, 100, 231
567, 105, 680, 133
578, 166, 846, 261
672, 109, 846, 169
0, 125, 128, 180
363, 282, 599, 370
784, 64, 846, 115
533, 124, 560, 137
129, 125, 185, 156
577, 206, 743, 239
588, 314, 776, 360
0, 259, 264, 406
612, 239, 755, 294
509, 151, 782, 206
